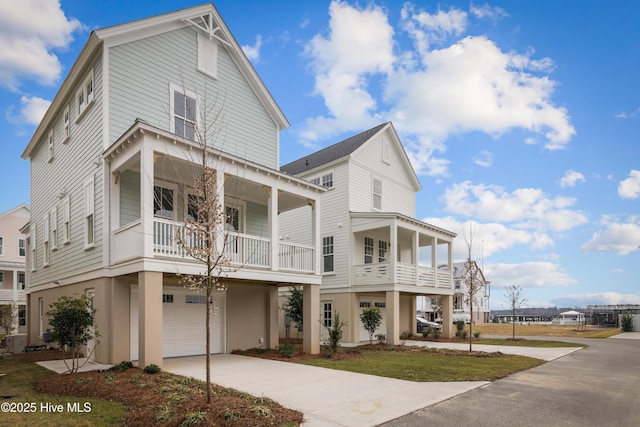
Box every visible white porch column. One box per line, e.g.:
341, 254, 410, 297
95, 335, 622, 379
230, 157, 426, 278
386, 291, 400, 345
12, 270, 19, 333
138, 271, 163, 368
312, 198, 321, 275
215, 169, 225, 258
303, 284, 320, 354
413, 231, 419, 286
140, 144, 155, 258
390, 221, 397, 283
441, 294, 454, 338
431, 237, 438, 269
268, 185, 279, 271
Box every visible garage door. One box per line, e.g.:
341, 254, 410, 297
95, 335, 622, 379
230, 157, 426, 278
359, 298, 387, 342
130, 286, 226, 360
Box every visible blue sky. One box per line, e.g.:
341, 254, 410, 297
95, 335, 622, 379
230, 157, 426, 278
1, 1, 639, 309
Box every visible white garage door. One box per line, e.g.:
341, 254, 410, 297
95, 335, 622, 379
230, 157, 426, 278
130, 286, 226, 360
359, 298, 387, 342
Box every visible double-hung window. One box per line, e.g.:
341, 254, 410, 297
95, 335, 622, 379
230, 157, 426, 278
378, 240, 388, 263
372, 178, 382, 210
76, 69, 94, 122
50, 208, 58, 250
322, 302, 333, 328
84, 176, 95, 247
170, 84, 197, 141
30, 226, 37, 271
154, 185, 175, 219
364, 237, 374, 264
43, 214, 50, 266
0, 236, 3, 255
322, 236, 334, 273
62, 105, 70, 143
18, 238, 25, 257
62, 196, 70, 244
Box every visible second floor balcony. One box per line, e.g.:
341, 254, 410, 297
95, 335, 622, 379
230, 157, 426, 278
106, 121, 324, 280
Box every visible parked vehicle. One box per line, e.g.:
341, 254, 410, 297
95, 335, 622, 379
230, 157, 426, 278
417, 316, 441, 332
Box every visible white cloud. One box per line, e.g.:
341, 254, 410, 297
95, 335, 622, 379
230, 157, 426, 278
551, 292, 640, 307
242, 34, 263, 62
581, 217, 640, 255
560, 170, 586, 188
474, 149, 493, 168
299, 1, 395, 142
470, 3, 510, 22
424, 216, 554, 260
487, 261, 577, 288
298, 1, 575, 174
441, 181, 588, 231
618, 170, 640, 199
615, 108, 640, 119
0, 0, 84, 91
6, 95, 51, 125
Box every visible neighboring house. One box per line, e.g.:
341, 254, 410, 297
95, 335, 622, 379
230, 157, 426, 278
21, 4, 324, 368
451, 261, 490, 324
0, 204, 29, 334
280, 122, 457, 344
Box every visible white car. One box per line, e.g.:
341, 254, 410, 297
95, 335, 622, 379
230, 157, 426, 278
417, 316, 441, 332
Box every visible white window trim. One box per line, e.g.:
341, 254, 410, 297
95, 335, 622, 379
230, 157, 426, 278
322, 235, 334, 274
322, 301, 333, 328
17, 238, 25, 258
169, 82, 199, 141
154, 180, 178, 220
43, 214, 50, 267
0, 236, 3, 256
39, 298, 44, 337
84, 175, 95, 249
372, 177, 382, 210
224, 197, 245, 234
30, 228, 36, 271
50, 207, 58, 250
47, 130, 54, 163
75, 68, 95, 123
62, 195, 70, 245
62, 105, 70, 143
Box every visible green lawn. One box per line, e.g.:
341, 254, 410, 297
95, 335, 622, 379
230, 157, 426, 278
473, 338, 586, 348
296, 347, 545, 382
0, 354, 127, 426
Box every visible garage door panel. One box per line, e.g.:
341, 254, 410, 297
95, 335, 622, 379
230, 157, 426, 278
130, 286, 225, 360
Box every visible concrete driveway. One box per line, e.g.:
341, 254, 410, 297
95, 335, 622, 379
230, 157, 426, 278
164, 354, 487, 427
164, 343, 579, 427
381, 336, 640, 426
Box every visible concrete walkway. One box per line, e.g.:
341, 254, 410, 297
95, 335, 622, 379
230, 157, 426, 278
163, 354, 487, 427
608, 331, 640, 339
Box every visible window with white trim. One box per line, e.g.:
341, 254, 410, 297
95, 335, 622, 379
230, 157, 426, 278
378, 240, 388, 263
170, 83, 197, 141
62, 105, 70, 143
322, 302, 333, 328
372, 178, 382, 210
154, 184, 175, 219
76, 69, 94, 122
50, 208, 58, 250
0, 236, 3, 255
18, 238, 25, 257
0, 272, 3, 286
19, 306, 26, 327
197, 32, 218, 78
62, 195, 70, 244
322, 236, 334, 273
43, 214, 50, 266
47, 130, 54, 163
310, 172, 334, 188
162, 294, 174, 303
364, 236, 374, 264
30, 229, 36, 271
84, 176, 95, 247
18, 272, 25, 290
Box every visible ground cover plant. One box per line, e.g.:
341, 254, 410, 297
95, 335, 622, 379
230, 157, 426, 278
0, 350, 303, 426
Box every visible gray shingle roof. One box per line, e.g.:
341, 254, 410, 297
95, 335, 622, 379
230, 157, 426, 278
281, 122, 389, 175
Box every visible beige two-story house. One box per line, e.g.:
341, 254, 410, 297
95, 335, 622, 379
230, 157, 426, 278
0, 204, 29, 334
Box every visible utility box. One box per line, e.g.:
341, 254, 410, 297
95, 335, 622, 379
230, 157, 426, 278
6, 334, 27, 353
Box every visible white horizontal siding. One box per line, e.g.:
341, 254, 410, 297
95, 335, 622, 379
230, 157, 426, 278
108, 27, 279, 169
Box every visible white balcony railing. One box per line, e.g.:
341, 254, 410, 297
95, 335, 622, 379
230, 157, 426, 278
352, 262, 452, 289
152, 218, 314, 273
0, 289, 26, 303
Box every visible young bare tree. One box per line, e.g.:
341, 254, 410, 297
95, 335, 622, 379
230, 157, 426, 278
0, 303, 18, 336
504, 284, 527, 340
171, 84, 236, 404
461, 223, 486, 352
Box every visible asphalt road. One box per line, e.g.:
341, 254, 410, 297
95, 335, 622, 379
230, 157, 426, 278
380, 337, 640, 427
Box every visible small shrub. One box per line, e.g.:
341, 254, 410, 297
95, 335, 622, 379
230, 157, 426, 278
108, 361, 134, 371
421, 328, 430, 337
249, 405, 272, 417
144, 364, 161, 374
474, 331, 481, 338
431, 329, 441, 339
181, 411, 207, 426
324, 312, 347, 356
156, 404, 174, 422
278, 343, 295, 358
170, 393, 188, 403
454, 321, 465, 337
459, 330, 468, 339
375, 333, 386, 344
104, 373, 117, 385
400, 332, 410, 340
223, 410, 240, 421
621, 313, 634, 332
75, 377, 93, 384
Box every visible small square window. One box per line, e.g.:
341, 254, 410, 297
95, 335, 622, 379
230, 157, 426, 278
162, 294, 174, 303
